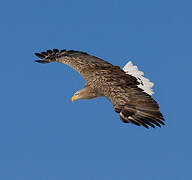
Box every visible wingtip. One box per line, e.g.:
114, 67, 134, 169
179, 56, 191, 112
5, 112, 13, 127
34, 53, 45, 59
35, 60, 50, 63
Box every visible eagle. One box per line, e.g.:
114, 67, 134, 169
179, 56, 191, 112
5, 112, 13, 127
35, 49, 165, 129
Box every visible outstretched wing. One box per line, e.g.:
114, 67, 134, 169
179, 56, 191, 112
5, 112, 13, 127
35, 49, 113, 81
106, 84, 165, 128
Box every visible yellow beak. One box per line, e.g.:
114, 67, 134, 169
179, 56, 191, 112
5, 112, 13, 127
71, 95, 79, 102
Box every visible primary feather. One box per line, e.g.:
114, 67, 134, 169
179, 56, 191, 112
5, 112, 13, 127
35, 49, 165, 129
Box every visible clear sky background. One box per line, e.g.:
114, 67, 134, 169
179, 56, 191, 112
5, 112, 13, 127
0, 0, 191, 179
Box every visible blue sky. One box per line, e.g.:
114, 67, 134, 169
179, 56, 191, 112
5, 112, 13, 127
0, 0, 191, 179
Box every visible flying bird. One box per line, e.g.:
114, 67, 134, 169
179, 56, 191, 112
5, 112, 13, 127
35, 49, 165, 129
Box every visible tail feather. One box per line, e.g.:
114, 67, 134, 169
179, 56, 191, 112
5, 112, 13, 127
123, 61, 154, 95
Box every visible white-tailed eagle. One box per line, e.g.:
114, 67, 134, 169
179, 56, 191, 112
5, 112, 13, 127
35, 49, 165, 129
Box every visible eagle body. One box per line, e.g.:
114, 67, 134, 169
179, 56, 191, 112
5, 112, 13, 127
35, 49, 165, 129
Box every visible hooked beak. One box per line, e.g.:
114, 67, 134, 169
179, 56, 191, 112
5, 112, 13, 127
71, 95, 79, 102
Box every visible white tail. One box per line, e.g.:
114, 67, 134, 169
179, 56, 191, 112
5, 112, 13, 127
123, 61, 154, 95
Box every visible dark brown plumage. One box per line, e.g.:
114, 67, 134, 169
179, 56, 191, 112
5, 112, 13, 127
35, 49, 165, 129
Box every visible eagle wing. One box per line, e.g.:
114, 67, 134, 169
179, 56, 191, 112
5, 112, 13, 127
106, 84, 165, 128
35, 49, 113, 82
